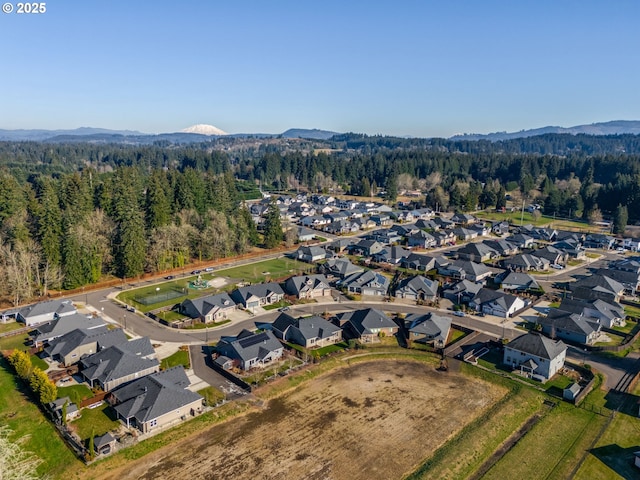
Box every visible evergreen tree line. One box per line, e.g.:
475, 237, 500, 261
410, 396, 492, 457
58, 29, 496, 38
0, 166, 258, 305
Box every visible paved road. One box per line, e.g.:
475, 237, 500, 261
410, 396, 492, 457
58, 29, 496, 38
189, 345, 250, 400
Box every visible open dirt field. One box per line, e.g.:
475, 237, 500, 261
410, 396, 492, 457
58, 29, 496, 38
103, 360, 506, 480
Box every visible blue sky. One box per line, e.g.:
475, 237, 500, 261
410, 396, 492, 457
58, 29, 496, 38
1, 1, 639, 137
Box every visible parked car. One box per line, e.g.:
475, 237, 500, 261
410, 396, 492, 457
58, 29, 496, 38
126, 305, 136, 312
165, 275, 175, 280
204, 267, 214, 272
550, 264, 564, 270
453, 311, 466, 317
191, 270, 201, 275
278, 306, 290, 312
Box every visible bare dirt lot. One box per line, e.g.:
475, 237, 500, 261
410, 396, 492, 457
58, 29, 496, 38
104, 359, 506, 480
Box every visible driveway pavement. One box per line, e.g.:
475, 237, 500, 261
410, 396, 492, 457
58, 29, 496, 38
189, 345, 250, 400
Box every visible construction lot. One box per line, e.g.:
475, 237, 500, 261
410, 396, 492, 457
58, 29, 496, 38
101, 359, 506, 480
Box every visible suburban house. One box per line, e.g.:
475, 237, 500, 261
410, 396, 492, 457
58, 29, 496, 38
407, 230, 437, 249
595, 268, 640, 295
537, 309, 601, 345
31, 313, 106, 347
503, 333, 567, 381
349, 239, 385, 257
483, 239, 519, 257
294, 245, 330, 263
109, 366, 204, 434
442, 279, 483, 304
230, 283, 285, 311
401, 253, 441, 272
370, 214, 392, 226
497, 272, 540, 292
437, 263, 467, 281
339, 270, 390, 296
433, 216, 455, 229
48, 397, 80, 423
570, 274, 625, 304
507, 233, 535, 249
452, 227, 478, 242
531, 246, 568, 266
390, 224, 420, 237
502, 253, 549, 272
367, 229, 403, 245
324, 220, 359, 235
395, 275, 439, 302
272, 313, 342, 348
432, 230, 456, 246
44, 327, 128, 367
456, 242, 498, 262
372, 246, 411, 265
284, 274, 332, 299
179, 293, 236, 323
80, 337, 160, 391
415, 219, 439, 231
469, 223, 490, 237
451, 213, 476, 225
215, 330, 284, 370
623, 238, 640, 252
583, 233, 615, 249
320, 258, 364, 279
558, 297, 625, 329
470, 288, 527, 318
404, 313, 451, 348
15, 299, 77, 327
334, 308, 399, 343
301, 215, 330, 228
328, 238, 356, 253
451, 260, 493, 283
492, 221, 510, 236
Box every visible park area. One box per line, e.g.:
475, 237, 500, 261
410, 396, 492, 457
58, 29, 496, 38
93, 359, 507, 480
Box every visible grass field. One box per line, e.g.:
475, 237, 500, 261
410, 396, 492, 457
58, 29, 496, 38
0, 321, 25, 335
214, 257, 311, 284
57, 384, 93, 405
160, 349, 190, 370
0, 333, 30, 352
0, 359, 80, 478
475, 211, 595, 231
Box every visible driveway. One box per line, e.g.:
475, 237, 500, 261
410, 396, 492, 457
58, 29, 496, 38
189, 345, 250, 400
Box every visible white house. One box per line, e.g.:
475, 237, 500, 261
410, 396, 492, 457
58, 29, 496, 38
503, 333, 567, 381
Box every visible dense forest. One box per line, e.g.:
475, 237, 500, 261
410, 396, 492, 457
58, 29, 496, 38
1, 132, 639, 304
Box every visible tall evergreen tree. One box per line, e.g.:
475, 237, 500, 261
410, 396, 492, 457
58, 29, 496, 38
263, 198, 283, 249
613, 204, 628, 235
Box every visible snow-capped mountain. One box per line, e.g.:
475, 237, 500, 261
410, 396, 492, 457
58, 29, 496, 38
180, 124, 228, 136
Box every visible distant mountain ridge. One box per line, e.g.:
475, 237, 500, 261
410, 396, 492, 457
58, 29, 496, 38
450, 120, 640, 141
0, 127, 146, 141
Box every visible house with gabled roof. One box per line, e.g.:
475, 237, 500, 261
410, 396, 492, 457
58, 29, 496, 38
16, 299, 77, 327
230, 283, 285, 311
109, 366, 204, 433
508, 233, 535, 249
294, 245, 331, 263
531, 245, 568, 266
595, 268, 640, 295
404, 313, 451, 348
456, 242, 498, 262
537, 309, 601, 345
451, 260, 493, 283
80, 337, 160, 391
503, 333, 567, 381
433, 216, 455, 230
334, 308, 398, 343
483, 239, 519, 257
179, 293, 236, 323
407, 230, 437, 249
558, 297, 625, 328
442, 279, 483, 304
45, 327, 128, 367
452, 227, 478, 242
215, 330, 284, 370
583, 233, 615, 250
324, 219, 359, 235
348, 239, 385, 257
415, 219, 439, 231
395, 275, 439, 302
570, 274, 625, 303
470, 288, 527, 318
32, 313, 106, 347
502, 253, 549, 272
284, 274, 332, 299
451, 213, 476, 225
401, 253, 441, 272
390, 223, 420, 237
366, 229, 403, 245
497, 272, 540, 292
272, 313, 342, 348
372, 246, 411, 265
339, 270, 390, 296
320, 258, 364, 279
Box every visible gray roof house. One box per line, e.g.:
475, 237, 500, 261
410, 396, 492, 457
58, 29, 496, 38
451, 260, 493, 283
452, 227, 478, 241
16, 300, 77, 327
32, 313, 106, 347
508, 233, 535, 249
537, 309, 601, 345
320, 258, 364, 279
442, 279, 483, 304
294, 245, 330, 263
503, 333, 567, 381
231, 283, 285, 311
456, 242, 498, 262
179, 293, 236, 323
80, 337, 160, 391
45, 327, 128, 367
339, 270, 390, 296
470, 288, 527, 318
349, 239, 385, 257
334, 308, 398, 343
558, 297, 625, 329
215, 330, 284, 370
570, 274, 625, 304
48, 396, 80, 423
372, 246, 411, 265
531, 246, 568, 266
595, 268, 640, 294
110, 366, 204, 434
407, 230, 437, 249
498, 272, 540, 292
395, 275, 439, 302
502, 253, 549, 272
284, 274, 332, 299
404, 313, 451, 348
272, 313, 342, 348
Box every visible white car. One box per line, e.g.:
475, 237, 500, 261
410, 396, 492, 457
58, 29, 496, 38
550, 264, 564, 270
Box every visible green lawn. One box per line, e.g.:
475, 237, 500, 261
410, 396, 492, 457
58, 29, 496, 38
447, 328, 467, 344
475, 211, 591, 230
215, 258, 311, 284
56, 384, 93, 405
0, 333, 30, 352
623, 306, 640, 320
197, 386, 225, 406
0, 359, 79, 478
0, 321, 25, 335
314, 341, 349, 356
160, 349, 190, 370
156, 310, 186, 322
263, 300, 292, 311
70, 402, 121, 442
30, 354, 48, 371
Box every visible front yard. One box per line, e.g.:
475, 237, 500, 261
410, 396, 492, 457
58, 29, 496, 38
160, 349, 190, 370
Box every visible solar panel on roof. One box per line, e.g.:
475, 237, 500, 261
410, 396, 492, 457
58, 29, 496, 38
238, 333, 268, 348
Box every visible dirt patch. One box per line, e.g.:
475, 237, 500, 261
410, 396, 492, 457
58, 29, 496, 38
102, 360, 506, 480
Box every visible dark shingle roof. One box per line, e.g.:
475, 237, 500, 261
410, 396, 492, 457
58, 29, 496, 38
506, 333, 566, 360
